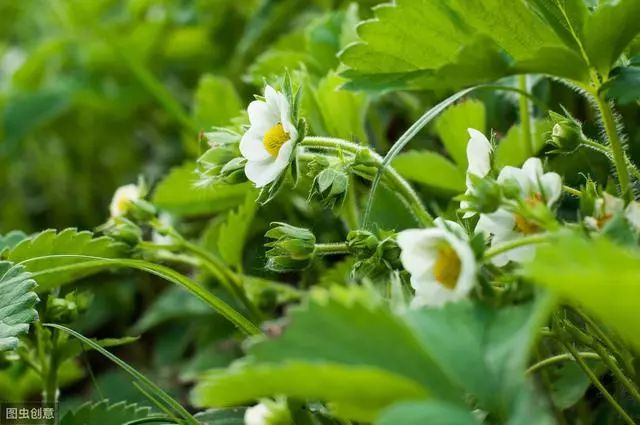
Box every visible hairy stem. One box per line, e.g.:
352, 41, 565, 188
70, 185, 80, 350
315, 242, 350, 256
593, 92, 631, 202
526, 352, 603, 375
562, 340, 636, 425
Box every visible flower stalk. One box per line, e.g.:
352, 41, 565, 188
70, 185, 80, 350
301, 137, 433, 226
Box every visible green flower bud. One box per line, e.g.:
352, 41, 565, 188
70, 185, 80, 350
129, 198, 157, 222
548, 110, 584, 153
103, 218, 142, 246
265, 223, 316, 272
346, 230, 379, 258
220, 157, 248, 184
312, 168, 349, 208
45, 292, 91, 324
501, 178, 523, 200
580, 178, 599, 218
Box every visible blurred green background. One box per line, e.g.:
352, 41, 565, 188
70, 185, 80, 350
0, 0, 377, 233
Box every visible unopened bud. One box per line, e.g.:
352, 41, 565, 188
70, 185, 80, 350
549, 110, 584, 152
264, 223, 316, 272
346, 230, 379, 258
312, 168, 349, 208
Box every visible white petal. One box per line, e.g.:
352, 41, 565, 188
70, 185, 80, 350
625, 201, 640, 231
240, 128, 271, 161
466, 128, 492, 179
521, 157, 544, 185
245, 404, 270, 425
247, 100, 277, 132
396, 228, 441, 277
504, 243, 537, 264
410, 276, 460, 308
110, 184, 140, 217
497, 166, 529, 197
475, 209, 515, 238
489, 230, 521, 267
540, 172, 562, 206
603, 193, 624, 216
244, 158, 288, 188
434, 217, 467, 240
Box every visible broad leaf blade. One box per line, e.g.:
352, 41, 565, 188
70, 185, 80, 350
2, 228, 128, 291
0, 262, 39, 352
60, 400, 153, 425
392, 151, 465, 193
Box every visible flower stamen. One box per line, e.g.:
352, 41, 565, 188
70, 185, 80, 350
263, 123, 290, 157
432, 244, 461, 289
514, 193, 543, 235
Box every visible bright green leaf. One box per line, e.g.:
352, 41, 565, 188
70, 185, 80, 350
217, 192, 257, 270
193, 74, 242, 128
2, 228, 127, 292
524, 234, 640, 352
392, 151, 465, 193
435, 99, 486, 169
377, 401, 480, 425
495, 120, 551, 168
60, 400, 152, 425
153, 162, 253, 216
191, 362, 428, 422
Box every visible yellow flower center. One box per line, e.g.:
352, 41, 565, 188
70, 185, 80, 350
263, 123, 290, 157
432, 245, 461, 290
514, 193, 543, 235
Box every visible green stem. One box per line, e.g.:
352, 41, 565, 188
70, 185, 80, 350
314, 242, 350, 256
582, 139, 640, 182
343, 177, 360, 230
592, 342, 640, 405
563, 185, 582, 198
22, 255, 261, 336
484, 233, 553, 260
43, 329, 60, 403
526, 352, 602, 375
562, 340, 636, 425
593, 92, 631, 202
518, 75, 534, 158
301, 137, 433, 226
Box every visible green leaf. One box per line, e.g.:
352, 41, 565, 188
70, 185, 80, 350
57, 335, 140, 364
60, 400, 152, 425
0, 262, 39, 352
549, 360, 605, 410
246, 287, 460, 401
339, 0, 587, 91
435, 99, 486, 169
392, 151, 465, 192
194, 408, 247, 425
524, 234, 640, 352
583, 0, 640, 76
191, 362, 428, 422
132, 286, 213, 334
602, 60, 640, 105
0, 231, 28, 252
495, 120, 551, 168
313, 71, 369, 141
524, 0, 588, 52
218, 193, 257, 270
1, 228, 128, 292
193, 75, 242, 128
377, 401, 480, 425
402, 297, 552, 416
153, 162, 253, 216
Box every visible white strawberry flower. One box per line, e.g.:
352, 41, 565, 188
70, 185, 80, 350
460, 128, 493, 217
244, 399, 291, 425
244, 403, 270, 425
476, 157, 561, 266
240, 85, 298, 188
109, 184, 141, 218
397, 218, 477, 308
585, 193, 640, 231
